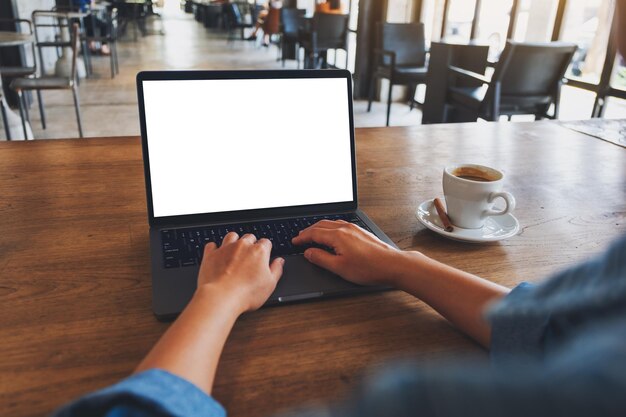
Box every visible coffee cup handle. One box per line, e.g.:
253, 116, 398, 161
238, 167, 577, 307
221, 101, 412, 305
483, 192, 516, 218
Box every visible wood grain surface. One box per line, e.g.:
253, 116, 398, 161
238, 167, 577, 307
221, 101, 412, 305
1, 121, 625, 417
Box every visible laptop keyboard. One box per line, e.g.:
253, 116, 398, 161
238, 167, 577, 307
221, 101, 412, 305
160, 213, 372, 269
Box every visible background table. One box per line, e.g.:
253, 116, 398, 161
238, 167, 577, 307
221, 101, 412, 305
0, 31, 35, 140
1, 121, 625, 417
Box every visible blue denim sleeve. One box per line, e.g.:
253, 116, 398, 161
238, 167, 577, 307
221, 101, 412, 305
52, 369, 226, 417
487, 281, 543, 362
488, 233, 626, 364
279, 322, 626, 417
278, 234, 626, 417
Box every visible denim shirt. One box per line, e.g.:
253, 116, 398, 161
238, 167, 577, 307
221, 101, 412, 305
54, 235, 626, 417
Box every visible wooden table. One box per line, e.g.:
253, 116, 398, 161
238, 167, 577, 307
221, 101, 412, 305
1, 121, 625, 417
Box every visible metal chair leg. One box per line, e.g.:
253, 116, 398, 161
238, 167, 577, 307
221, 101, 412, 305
296, 47, 301, 69
386, 81, 393, 127
110, 48, 115, 78
16, 91, 29, 140
1, 102, 11, 140
82, 40, 93, 76
132, 7, 139, 42
367, 74, 376, 112
22, 93, 31, 124
36, 90, 46, 129
112, 42, 120, 74
72, 87, 84, 138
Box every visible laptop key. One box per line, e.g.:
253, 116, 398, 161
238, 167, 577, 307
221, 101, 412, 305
162, 230, 174, 242
180, 258, 196, 267
164, 258, 180, 268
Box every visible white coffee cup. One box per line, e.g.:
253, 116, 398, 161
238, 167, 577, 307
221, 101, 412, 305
442, 164, 516, 229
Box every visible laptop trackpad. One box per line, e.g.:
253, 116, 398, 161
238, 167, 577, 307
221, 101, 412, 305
271, 254, 359, 302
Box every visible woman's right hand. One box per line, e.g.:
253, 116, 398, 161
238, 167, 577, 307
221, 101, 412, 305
291, 220, 407, 286
198, 232, 284, 314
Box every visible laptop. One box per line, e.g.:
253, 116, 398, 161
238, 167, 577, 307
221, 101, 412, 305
136, 69, 397, 320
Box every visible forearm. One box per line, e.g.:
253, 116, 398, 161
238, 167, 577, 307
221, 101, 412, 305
389, 251, 509, 348
135, 285, 241, 394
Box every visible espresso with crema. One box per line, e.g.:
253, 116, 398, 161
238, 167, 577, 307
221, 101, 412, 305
451, 167, 499, 182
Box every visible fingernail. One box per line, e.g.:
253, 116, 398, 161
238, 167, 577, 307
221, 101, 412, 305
303, 250, 310, 259
280, 257, 285, 264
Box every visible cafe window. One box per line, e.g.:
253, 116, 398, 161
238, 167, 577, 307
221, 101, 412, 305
324, 0, 358, 72
298, 0, 316, 15
444, 0, 476, 42
348, 0, 359, 30
603, 96, 626, 118
558, 85, 597, 119
610, 56, 626, 91
513, 0, 559, 42
387, 0, 414, 23
475, 0, 513, 59
559, 0, 613, 85
345, 0, 358, 72
421, 0, 446, 45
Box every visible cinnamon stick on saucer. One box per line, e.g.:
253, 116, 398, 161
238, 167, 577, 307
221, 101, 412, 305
433, 198, 454, 232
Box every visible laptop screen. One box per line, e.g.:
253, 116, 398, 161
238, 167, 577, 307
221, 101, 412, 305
142, 76, 354, 219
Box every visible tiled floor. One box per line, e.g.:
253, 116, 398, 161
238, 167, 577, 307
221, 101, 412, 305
1, 7, 422, 140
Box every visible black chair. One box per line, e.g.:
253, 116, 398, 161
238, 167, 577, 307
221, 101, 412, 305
11, 23, 83, 138
298, 13, 348, 69
422, 42, 489, 124
224, 3, 254, 41
114, 0, 148, 41
279, 8, 305, 67
367, 22, 428, 127
201, 4, 223, 29
84, 7, 120, 79
445, 41, 577, 121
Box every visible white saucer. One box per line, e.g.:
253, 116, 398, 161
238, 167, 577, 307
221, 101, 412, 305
415, 199, 520, 243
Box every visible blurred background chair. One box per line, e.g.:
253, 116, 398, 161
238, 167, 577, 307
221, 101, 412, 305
32, 10, 90, 79
84, 7, 119, 78
367, 22, 428, 127
421, 42, 490, 124
51, 5, 94, 76
114, 0, 148, 41
445, 41, 577, 122
11, 24, 83, 138
279, 8, 305, 67
224, 2, 254, 41
298, 13, 348, 69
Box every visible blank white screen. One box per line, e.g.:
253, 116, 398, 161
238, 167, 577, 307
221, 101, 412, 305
143, 77, 354, 218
